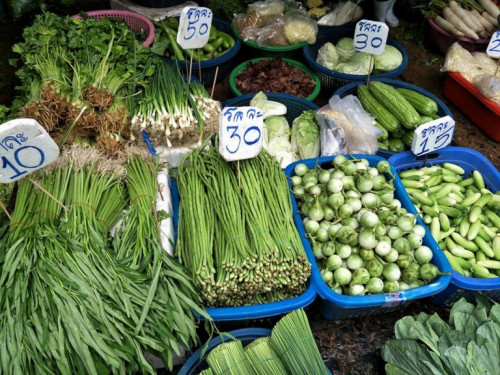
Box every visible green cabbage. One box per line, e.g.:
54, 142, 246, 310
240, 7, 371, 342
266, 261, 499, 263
250, 91, 287, 119
291, 110, 320, 159
316, 42, 339, 70
374, 45, 403, 72
349, 52, 374, 74
335, 37, 356, 60
334, 61, 366, 75
265, 115, 290, 141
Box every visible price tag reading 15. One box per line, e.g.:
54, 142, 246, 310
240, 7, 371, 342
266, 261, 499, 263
219, 107, 263, 162
177, 7, 213, 50
411, 115, 455, 156
486, 30, 500, 58
0, 118, 59, 183
354, 19, 389, 56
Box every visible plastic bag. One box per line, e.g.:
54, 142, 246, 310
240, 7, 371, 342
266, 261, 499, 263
256, 15, 288, 46
317, 0, 361, 26
248, 0, 285, 19
315, 110, 347, 156
317, 95, 381, 155
283, 9, 318, 44
232, 12, 262, 42
475, 74, 500, 105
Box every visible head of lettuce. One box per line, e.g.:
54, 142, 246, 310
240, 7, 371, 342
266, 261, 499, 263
291, 110, 320, 159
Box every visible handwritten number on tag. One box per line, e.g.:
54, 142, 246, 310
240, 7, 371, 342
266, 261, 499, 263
1, 145, 45, 180
226, 126, 241, 154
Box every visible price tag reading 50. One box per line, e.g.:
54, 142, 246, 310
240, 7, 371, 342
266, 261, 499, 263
0, 118, 59, 183
411, 115, 455, 156
219, 107, 263, 162
354, 19, 389, 56
177, 7, 213, 50
486, 30, 500, 58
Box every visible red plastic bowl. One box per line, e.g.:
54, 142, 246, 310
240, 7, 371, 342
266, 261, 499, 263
72, 10, 155, 47
427, 17, 489, 55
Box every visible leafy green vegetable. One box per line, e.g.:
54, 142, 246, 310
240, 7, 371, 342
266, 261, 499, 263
250, 91, 287, 119
374, 45, 403, 72
316, 42, 339, 70
382, 296, 500, 375
291, 110, 320, 159
265, 116, 290, 141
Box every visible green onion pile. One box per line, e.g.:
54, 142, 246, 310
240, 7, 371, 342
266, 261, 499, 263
177, 144, 311, 307
0, 146, 208, 373
399, 163, 500, 278
291, 155, 448, 296
199, 309, 327, 375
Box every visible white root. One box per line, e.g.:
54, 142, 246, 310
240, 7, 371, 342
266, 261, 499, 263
443, 7, 480, 40
449, 1, 483, 33
479, 0, 500, 18
434, 15, 466, 37
482, 11, 500, 27
471, 9, 495, 32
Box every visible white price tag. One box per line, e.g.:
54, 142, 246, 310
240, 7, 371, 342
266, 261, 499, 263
354, 19, 389, 56
219, 107, 263, 162
411, 115, 455, 156
177, 7, 213, 50
0, 118, 59, 183
486, 30, 500, 58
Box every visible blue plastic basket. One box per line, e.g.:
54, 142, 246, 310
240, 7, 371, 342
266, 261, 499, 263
388, 147, 500, 306
164, 18, 241, 85
284, 155, 452, 320
224, 92, 319, 125
178, 327, 332, 375
333, 78, 455, 159
171, 179, 317, 321
302, 27, 409, 91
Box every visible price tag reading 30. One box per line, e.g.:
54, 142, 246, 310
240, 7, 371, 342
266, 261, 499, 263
486, 30, 500, 58
354, 19, 389, 56
0, 118, 59, 183
411, 115, 455, 156
219, 107, 263, 162
177, 7, 213, 50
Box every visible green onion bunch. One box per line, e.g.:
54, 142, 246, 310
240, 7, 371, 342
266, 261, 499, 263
245, 337, 288, 375
129, 63, 220, 148
207, 340, 255, 375
177, 143, 311, 307
270, 309, 328, 375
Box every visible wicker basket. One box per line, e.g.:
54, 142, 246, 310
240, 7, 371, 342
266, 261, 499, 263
72, 10, 155, 47
302, 27, 409, 91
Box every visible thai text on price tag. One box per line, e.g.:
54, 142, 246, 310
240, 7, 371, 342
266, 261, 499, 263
0, 118, 59, 183
411, 115, 455, 156
354, 19, 389, 56
177, 7, 213, 49
486, 30, 500, 58
219, 107, 263, 162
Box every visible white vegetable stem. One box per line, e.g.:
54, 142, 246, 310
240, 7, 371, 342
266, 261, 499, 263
443, 7, 480, 40
479, 0, 500, 18
434, 15, 465, 37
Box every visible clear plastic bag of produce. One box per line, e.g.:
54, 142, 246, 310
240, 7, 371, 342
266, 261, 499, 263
475, 74, 500, 104
248, 0, 285, 19
283, 9, 318, 44
315, 110, 347, 156
232, 11, 262, 41
317, 0, 362, 26
256, 15, 288, 46
317, 94, 381, 155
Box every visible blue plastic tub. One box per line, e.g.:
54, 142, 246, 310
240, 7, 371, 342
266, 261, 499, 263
388, 147, 500, 306
224, 92, 319, 125
164, 18, 241, 85
285, 155, 452, 319
302, 28, 409, 91
178, 327, 332, 375
170, 180, 317, 321
333, 78, 455, 159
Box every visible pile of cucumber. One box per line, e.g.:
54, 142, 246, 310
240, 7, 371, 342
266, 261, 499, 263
356, 81, 442, 152
400, 163, 500, 278
153, 18, 236, 61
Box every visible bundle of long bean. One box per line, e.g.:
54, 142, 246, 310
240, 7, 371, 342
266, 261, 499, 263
270, 309, 328, 375
206, 340, 255, 375
245, 337, 288, 375
177, 144, 311, 307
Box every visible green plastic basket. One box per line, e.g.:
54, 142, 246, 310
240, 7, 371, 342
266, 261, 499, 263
231, 26, 307, 57
229, 57, 321, 101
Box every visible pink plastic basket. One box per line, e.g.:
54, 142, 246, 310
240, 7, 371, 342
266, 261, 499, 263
427, 18, 489, 55
72, 10, 155, 47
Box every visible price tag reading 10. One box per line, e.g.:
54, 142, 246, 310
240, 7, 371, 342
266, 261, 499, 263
486, 30, 500, 58
219, 107, 263, 162
0, 118, 59, 183
411, 115, 455, 156
354, 19, 389, 56
177, 7, 213, 50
